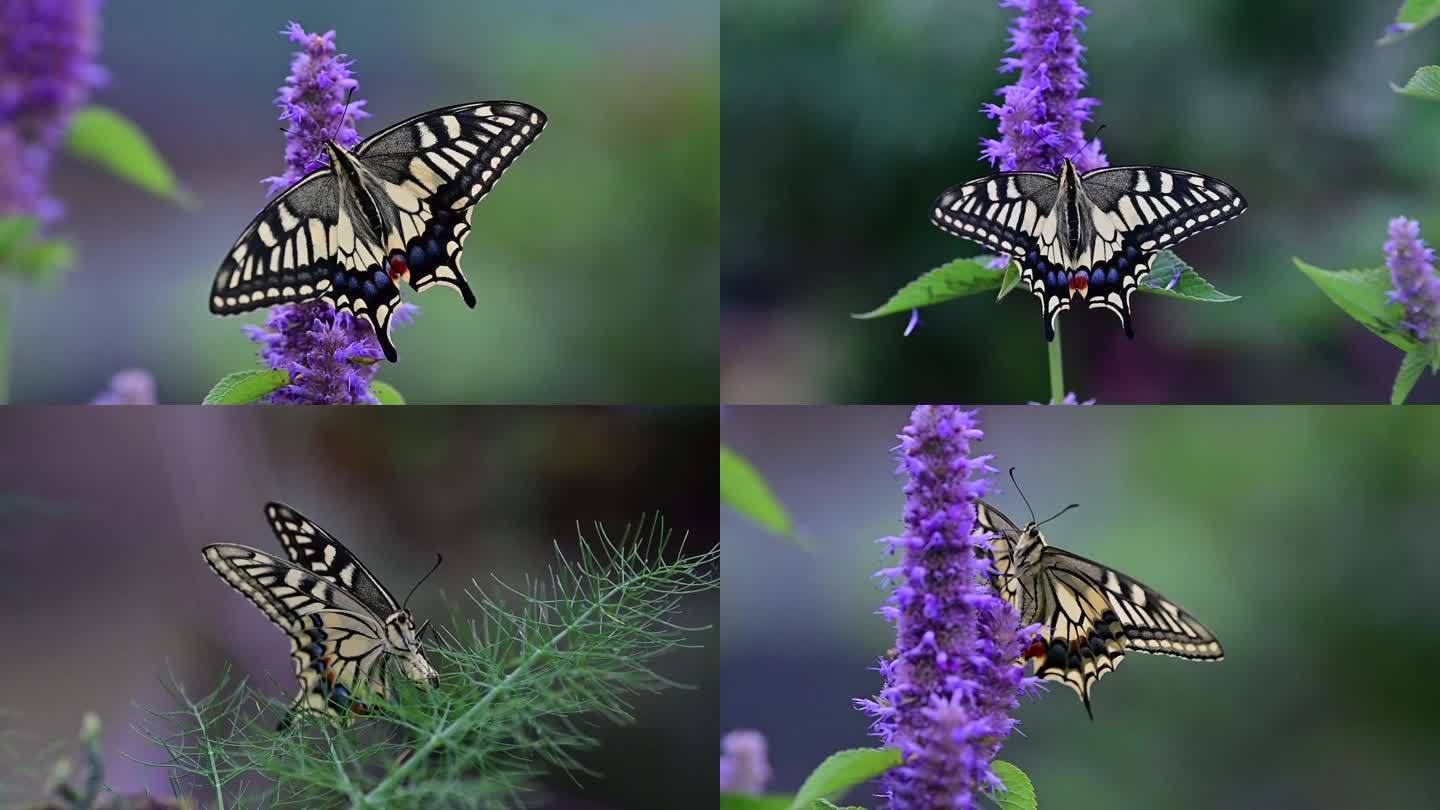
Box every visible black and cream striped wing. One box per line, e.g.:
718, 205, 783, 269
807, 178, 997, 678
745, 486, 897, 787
202, 543, 390, 724
930, 173, 1074, 338
1031, 546, 1224, 717
354, 101, 547, 309
263, 502, 400, 620
974, 500, 1025, 600
209, 170, 342, 317
1075, 166, 1246, 332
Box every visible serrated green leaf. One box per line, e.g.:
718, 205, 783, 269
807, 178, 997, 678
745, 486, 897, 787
810, 802, 865, 810
720, 796, 793, 810
202, 369, 290, 405
65, 106, 188, 204
996, 259, 1022, 301
1392, 350, 1430, 404
787, 748, 901, 810
853, 258, 1004, 320
1138, 251, 1240, 302
1293, 258, 1423, 354
1379, 0, 1440, 43
370, 381, 406, 405
721, 445, 795, 538
1393, 65, 1440, 100
986, 760, 1037, 810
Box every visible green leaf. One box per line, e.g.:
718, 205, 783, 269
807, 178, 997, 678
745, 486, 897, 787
0, 217, 38, 261
1138, 251, 1240, 302
1379, 0, 1440, 43
1393, 65, 1440, 100
1392, 350, 1431, 404
65, 106, 188, 204
720, 445, 795, 538
996, 259, 1022, 301
370, 381, 407, 405
986, 760, 1037, 810
202, 369, 290, 404
786, 748, 902, 810
1292, 258, 1423, 354
720, 796, 793, 810
853, 258, 1004, 320
810, 802, 865, 810
0, 216, 74, 282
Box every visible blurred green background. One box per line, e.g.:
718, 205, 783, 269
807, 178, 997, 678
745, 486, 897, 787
0, 406, 717, 809
13, 0, 717, 404
721, 0, 1440, 403
722, 406, 1440, 808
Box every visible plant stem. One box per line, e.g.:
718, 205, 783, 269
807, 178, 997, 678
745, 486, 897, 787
0, 280, 12, 405
1047, 320, 1064, 404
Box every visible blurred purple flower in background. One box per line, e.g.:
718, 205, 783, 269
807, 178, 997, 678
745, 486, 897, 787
91, 368, 156, 404
251, 22, 414, 403
856, 406, 1038, 810
0, 0, 106, 222
1384, 217, 1440, 346
981, 0, 1106, 174
719, 729, 772, 794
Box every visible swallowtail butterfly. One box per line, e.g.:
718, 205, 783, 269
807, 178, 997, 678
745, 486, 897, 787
931, 159, 1246, 339
202, 503, 440, 725
210, 101, 547, 361
976, 498, 1223, 718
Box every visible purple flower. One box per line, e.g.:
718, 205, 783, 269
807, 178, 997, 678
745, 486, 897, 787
856, 406, 1038, 810
981, 0, 1107, 174
0, 0, 106, 222
265, 21, 368, 195
719, 729, 772, 794
91, 368, 156, 404
245, 299, 415, 404
1385, 217, 1440, 345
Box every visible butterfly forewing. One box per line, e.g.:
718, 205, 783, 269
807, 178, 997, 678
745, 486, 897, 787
209, 100, 546, 362
264, 501, 400, 619
930, 161, 1245, 339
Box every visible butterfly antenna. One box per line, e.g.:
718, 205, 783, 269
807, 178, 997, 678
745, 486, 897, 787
330, 87, 355, 144
1037, 503, 1080, 527
1068, 124, 1107, 163
403, 553, 443, 609
1008, 467, 1037, 524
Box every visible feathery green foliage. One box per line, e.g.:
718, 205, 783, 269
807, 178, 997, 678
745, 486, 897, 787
133, 516, 716, 808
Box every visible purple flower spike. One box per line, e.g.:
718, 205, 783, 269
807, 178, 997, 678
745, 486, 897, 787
0, 0, 106, 221
1385, 217, 1440, 345
981, 0, 1107, 174
856, 406, 1039, 810
92, 369, 156, 404
719, 729, 772, 795
245, 299, 416, 404
265, 21, 369, 195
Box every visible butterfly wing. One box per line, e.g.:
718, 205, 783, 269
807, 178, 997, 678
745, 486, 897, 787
1075, 166, 1246, 335
1032, 546, 1224, 717
202, 543, 391, 725
263, 502, 401, 620
209, 170, 342, 316
974, 500, 1026, 599
930, 173, 1076, 338
353, 101, 547, 309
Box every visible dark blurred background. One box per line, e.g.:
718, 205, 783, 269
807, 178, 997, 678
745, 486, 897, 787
0, 406, 717, 809
13, 0, 717, 404
721, 0, 1440, 403
722, 406, 1440, 808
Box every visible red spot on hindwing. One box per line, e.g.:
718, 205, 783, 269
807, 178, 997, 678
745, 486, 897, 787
388, 254, 410, 281
1069, 270, 1089, 298
1025, 640, 1046, 661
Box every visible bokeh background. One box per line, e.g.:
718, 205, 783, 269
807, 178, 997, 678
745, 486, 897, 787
721, 0, 1440, 403
722, 406, 1440, 808
12, 0, 717, 404
0, 406, 717, 809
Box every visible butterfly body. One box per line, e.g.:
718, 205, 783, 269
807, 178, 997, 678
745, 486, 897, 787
931, 159, 1246, 339
211, 101, 547, 360
976, 500, 1223, 718
202, 503, 438, 726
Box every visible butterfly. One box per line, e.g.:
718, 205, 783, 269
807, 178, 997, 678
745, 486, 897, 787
975, 497, 1223, 718
210, 101, 547, 361
930, 159, 1246, 340
202, 502, 441, 726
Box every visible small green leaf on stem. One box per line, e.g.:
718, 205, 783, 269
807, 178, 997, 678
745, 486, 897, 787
1393, 65, 1440, 100
786, 748, 902, 810
853, 258, 1004, 320
202, 369, 290, 404
65, 105, 190, 205
986, 760, 1038, 810
1378, 0, 1440, 44
1293, 258, 1423, 354
370, 381, 406, 405
1139, 251, 1239, 302
996, 259, 1022, 301
721, 445, 796, 539
1392, 350, 1430, 404
719, 796, 793, 810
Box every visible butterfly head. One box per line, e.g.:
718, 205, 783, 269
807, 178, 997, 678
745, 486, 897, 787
384, 609, 440, 687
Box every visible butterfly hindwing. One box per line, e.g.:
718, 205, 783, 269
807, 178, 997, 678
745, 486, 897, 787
354, 101, 547, 308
